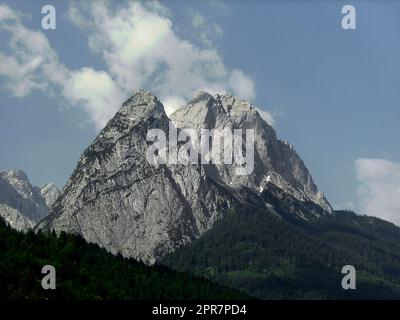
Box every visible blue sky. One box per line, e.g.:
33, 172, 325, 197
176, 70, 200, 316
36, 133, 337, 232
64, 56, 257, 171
0, 0, 399, 223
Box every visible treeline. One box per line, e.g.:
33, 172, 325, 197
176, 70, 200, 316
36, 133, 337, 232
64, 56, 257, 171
0, 219, 250, 300
163, 198, 400, 299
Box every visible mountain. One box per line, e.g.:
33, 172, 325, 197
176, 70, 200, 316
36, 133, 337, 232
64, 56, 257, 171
0, 218, 249, 300
170, 92, 331, 212
37, 90, 331, 264
25, 90, 400, 298
0, 170, 59, 231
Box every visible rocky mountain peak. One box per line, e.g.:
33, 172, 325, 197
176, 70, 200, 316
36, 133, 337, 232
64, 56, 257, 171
93, 89, 168, 148
189, 91, 215, 104
37, 90, 331, 263
187, 91, 255, 113
2, 169, 34, 201
5, 169, 29, 182
0, 170, 56, 231
172, 91, 266, 130
120, 89, 164, 119
170, 91, 331, 212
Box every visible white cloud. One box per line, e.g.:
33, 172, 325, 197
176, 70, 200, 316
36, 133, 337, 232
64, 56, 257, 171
0, 5, 63, 96
192, 12, 206, 28
228, 69, 255, 101
64, 68, 124, 129
334, 201, 357, 211
67, 1, 264, 118
355, 158, 400, 225
162, 95, 186, 117
0, 2, 274, 130
190, 11, 223, 47
0, 3, 18, 20
0, 3, 123, 129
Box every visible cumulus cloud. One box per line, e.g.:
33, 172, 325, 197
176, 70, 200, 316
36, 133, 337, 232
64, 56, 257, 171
67, 1, 264, 118
0, 3, 124, 129
0, 4, 66, 96
355, 158, 400, 225
64, 68, 124, 128
228, 69, 255, 101
190, 11, 223, 47
162, 95, 186, 116
0, 1, 274, 129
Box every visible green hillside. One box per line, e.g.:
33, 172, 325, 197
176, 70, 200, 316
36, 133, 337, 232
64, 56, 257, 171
163, 188, 400, 299
0, 218, 250, 300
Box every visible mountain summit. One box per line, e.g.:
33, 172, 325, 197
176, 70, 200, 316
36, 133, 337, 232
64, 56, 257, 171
0, 170, 59, 230
170, 92, 331, 212
37, 90, 331, 263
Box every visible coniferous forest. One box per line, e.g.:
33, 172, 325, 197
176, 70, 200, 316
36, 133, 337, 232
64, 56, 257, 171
163, 202, 400, 299
0, 218, 250, 300
2, 194, 400, 300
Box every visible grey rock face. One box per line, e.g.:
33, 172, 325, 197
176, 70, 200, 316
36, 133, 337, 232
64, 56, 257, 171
170, 92, 331, 212
37, 90, 242, 263
40, 183, 61, 208
0, 170, 56, 231
38, 89, 331, 263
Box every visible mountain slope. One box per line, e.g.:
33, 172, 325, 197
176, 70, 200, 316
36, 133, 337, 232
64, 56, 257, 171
0, 218, 249, 300
162, 185, 400, 299
15, 89, 400, 299
0, 170, 59, 231
37, 90, 244, 263
37, 90, 331, 264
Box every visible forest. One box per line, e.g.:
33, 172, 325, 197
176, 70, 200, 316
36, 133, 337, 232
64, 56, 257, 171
0, 218, 249, 300
163, 189, 400, 299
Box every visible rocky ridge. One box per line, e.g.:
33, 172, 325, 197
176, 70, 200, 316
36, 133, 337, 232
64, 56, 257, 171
0, 170, 59, 231
37, 90, 331, 263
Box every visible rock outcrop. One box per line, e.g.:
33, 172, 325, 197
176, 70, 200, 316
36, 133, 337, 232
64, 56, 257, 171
40, 183, 61, 208
170, 92, 331, 212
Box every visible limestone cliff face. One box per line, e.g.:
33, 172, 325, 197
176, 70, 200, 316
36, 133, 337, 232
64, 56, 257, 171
0, 170, 59, 231
37, 90, 331, 263
170, 92, 331, 212
40, 183, 61, 208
